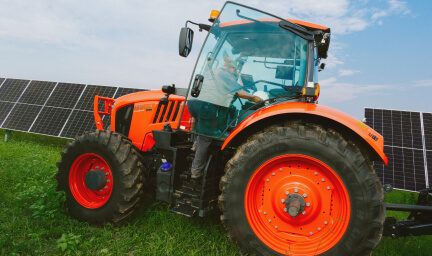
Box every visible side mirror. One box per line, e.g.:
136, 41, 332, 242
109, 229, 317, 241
179, 27, 194, 57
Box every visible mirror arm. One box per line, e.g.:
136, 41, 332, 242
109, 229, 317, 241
185, 20, 211, 32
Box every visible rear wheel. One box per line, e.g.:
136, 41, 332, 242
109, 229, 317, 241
56, 130, 147, 224
219, 122, 385, 255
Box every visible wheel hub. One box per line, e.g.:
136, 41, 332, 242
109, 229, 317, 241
285, 193, 305, 217
85, 169, 107, 190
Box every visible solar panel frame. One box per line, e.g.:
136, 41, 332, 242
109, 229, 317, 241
0, 101, 15, 125
1, 103, 42, 131
114, 87, 145, 99
45, 82, 86, 109
423, 113, 432, 151
18, 80, 57, 105
0, 77, 145, 140
29, 107, 72, 136
75, 85, 118, 111
0, 79, 31, 103
365, 107, 431, 192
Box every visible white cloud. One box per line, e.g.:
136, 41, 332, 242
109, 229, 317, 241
411, 79, 432, 87
339, 69, 360, 76
319, 77, 390, 103
371, 0, 410, 22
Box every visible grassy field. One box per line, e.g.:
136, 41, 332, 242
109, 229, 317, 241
1, 129, 431, 255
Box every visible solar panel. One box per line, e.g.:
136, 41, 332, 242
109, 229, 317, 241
60, 110, 97, 138
45, 82, 86, 109
365, 108, 431, 192
1, 103, 42, 131
29, 107, 72, 136
75, 85, 117, 111
19, 80, 57, 105
0, 77, 146, 139
114, 87, 144, 99
423, 113, 432, 151
0, 101, 14, 124
0, 79, 30, 102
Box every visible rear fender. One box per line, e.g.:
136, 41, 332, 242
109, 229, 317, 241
222, 102, 388, 164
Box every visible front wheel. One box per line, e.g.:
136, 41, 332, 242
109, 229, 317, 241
219, 122, 385, 255
56, 130, 147, 224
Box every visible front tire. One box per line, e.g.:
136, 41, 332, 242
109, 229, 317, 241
219, 122, 385, 255
56, 130, 147, 224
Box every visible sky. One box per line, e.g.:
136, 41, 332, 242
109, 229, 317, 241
0, 0, 431, 119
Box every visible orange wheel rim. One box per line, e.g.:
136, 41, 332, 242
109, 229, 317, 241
245, 154, 351, 255
69, 153, 113, 209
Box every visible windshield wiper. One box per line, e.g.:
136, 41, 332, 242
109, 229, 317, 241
235, 9, 274, 28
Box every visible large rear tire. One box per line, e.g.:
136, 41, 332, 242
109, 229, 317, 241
56, 130, 147, 224
219, 122, 385, 255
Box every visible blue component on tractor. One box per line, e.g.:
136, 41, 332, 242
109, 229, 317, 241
160, 162, 172, 171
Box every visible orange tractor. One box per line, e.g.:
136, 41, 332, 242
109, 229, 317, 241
56, 2, 387, 255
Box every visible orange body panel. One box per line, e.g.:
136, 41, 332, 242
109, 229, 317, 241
94, 96, 114, 130
110, 90, 191, 150
222, 102, 388, 164
286, 19, 329, 30
220, 18, 328, 31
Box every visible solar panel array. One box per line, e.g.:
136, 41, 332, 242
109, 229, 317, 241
365, 108, 431, 192
0, 78, 145, 139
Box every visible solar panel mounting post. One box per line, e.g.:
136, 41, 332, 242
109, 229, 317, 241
4, 130, 11, 142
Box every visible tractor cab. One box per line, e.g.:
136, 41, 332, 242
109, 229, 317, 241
175, 2, 330, 138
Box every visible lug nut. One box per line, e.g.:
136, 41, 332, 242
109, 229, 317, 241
268, 219, 272, 223
324, 221, 328, 225
285, 191, 289, 195
264, 212, 267, 215
322, 178, 325, 182
294, 189, 298, 193
105, 172, 109, 176
266, 179, 269, 182
284, 208, 288, 212
302, 211, 306, 215
275, 226, 278, 229
99, 189, 103, 192
303, 193, 307, 198
318, 227, 321, 231
95, 166, 99, 169
107, 179, 110, 183
306, 203, 310, 207
310, 232, 313, 235
279, 168, 283, 172
281, 199, 285, 203
101, 167, 105, 171
327, 186, 330, 190
314, 172, 318, 176
272, 173, 275, 176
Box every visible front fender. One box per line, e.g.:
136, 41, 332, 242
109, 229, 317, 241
222, 102, 388, 164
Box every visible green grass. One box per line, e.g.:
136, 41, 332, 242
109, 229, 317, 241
1, 129, 431, 255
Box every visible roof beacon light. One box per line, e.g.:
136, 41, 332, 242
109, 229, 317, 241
209, 10, 220, 23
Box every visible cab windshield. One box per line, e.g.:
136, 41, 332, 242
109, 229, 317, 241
185, 3, 308, 138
